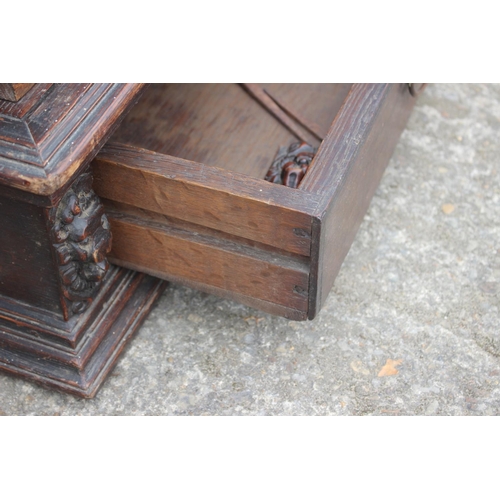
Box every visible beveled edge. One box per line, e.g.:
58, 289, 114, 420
0, 83, 146, 197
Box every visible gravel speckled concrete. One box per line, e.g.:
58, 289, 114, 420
1, 83, 499, 415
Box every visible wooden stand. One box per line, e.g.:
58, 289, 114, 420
0, 84, 165, 397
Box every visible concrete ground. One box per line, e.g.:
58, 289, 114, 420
1, 83, 499, 415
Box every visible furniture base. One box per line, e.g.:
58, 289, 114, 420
0, 266, 166, 398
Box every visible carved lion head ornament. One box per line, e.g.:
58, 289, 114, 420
265, 141, 316, 189
48, 171, 112, 320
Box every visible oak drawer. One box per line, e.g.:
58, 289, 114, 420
91, 84, 417, 320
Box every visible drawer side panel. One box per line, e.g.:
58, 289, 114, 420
302, 84, 417, 318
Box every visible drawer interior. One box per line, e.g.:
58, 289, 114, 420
109, 83, 353, 181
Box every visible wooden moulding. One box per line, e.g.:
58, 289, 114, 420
0, 83, 145, 196
92, 83, 419, 320
0, 267, 166, 397
0, 84, 35, 102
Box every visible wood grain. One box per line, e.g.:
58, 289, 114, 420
239, 83, 317, 144
109, 83, 351, 180
109, 83, 296, 180
94, 83, 418, 321
0, 84, 53, 119
93, 144, 318, 257
262, 83, 352, 142
106, 209, 310, 312
111, 258, 307, 321
0, 84, 35, 102
300, 83, 417, 318
0, 83, 145, 195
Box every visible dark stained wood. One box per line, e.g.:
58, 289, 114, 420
113, 258, 307, 321
93, 144, 318, 257
264, 141, 316, 188
0, 84, 53, 119
109, 83, 296, 180
299, 83, 418, 318
95, 83, 419, 321
262, 83, 353, 141
0, 266, 128, 350
109, 84, 351, 180
0, 82, 169, 397
0, 267, 166, 397
104, 204, 310, 313
103, 199, 312, 260
0, 167, 113, 321
0, 194, 62, 313
0, 83, 35, 102
0, 83, 145, 195
45, 169, 113, 320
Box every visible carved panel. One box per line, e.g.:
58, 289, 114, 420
265, 141, 316, 188
47, 170, 112, 320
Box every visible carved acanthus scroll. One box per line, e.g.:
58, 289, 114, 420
265, 142, 316, 189
48, 170, 112, 320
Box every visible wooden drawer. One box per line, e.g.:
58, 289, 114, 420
91, 83, 417, 320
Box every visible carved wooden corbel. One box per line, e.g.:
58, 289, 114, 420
47, 170, 112, 320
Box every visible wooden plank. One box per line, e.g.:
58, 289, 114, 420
239, 83, 317, 144
299, 83, 418, 318
103, 199, 312, 260
0, 84, 35, 102
109, 83, 297, 180
258, 83, 353, 142
111, 257, 308, 321
105, 210, 311, 313
93, 143, 318, 257
109, 83, 354, 181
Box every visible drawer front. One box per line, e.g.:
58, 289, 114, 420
92, 84, 418, 320
104, 200, 311, 319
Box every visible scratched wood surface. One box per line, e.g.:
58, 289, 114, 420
93, 144, 318, 257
